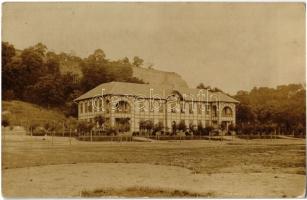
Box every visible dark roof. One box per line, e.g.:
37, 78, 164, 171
74, 82, 239, 103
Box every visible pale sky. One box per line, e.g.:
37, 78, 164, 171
2, 3, 305, 94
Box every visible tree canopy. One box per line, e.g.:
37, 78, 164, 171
234, 84, 306, 134
2, 42, 145, 117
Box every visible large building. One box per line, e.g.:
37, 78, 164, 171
75, 82, 239, 133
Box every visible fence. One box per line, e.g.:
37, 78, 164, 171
236, 135, 282, 140
143, 135, 224, 141
9, 119, 306, 141
75, 135, 228, 141
77, 135, 133, 142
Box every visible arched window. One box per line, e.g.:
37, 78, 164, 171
212, 105, 218, 117
222, 106, 233, 117
105, 99, 110, 113
115, 101, 131, 113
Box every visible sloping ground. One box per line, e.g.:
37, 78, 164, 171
2, 100, 69, 126
2, 126, 27, 135
3, 163, 305, 198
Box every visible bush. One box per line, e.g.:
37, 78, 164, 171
177, 121, 187, 132
132, 131, 139, 136
153, 122, 164, 133
105, 126, 117, 136
171, 122, 177, 135
3, 90, 15, 100
139, 120, 154, 134
228, 124, 235, 131
189, 123, 197, 135
29, 123, 40, 131
44, 122, 55, 132
295, 123, 305, 136
238, 124, 253, 135
228, 124, 237, 135
208, 129, 217, 136
196, 122, 203, 136
2, 118, 10, 127
94, 115, 105, 127
77, 121, 95, 135
32, 126, 46, 136
203, 126, 214, 136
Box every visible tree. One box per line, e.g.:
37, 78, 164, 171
44, 122, 55, 132
121, 57, 130, 64
77, 121, 95, 135
154, 122, 164, 133
6, 43, 49, 100
171, 121, 177, 135
45, 52, 61, 75
234, 84, 306, 135
189, 123, 197, 134
80, 51, 109, 91
211, 87, 224, 92
203, 126, 214, 136
2, 42, 16, 67
88, 49, 106, 62
2, 57, 22, 99
27, 74, 65, 107
81, 50, 143, 91
139, 120, 146, 132
94, 115, 105, 127
145, 120, 154, 133
2, 118, 10, 127
177, 120, 187, 132
63, 89, 83, 117
197, 122, 204, 135
2, 42, 18, 99
196, 83, 211, 90
236, 104, 255, 125
133, 56, 144, 67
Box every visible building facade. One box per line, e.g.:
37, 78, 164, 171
75, 82, 239, 133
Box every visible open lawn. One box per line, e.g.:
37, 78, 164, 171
2, 135, 306, 198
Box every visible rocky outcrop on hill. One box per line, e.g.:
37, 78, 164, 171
132, 66, 189, 88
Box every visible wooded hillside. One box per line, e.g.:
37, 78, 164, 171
2, 42, 145, 117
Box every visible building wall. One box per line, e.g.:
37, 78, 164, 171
77, 95, 236, 133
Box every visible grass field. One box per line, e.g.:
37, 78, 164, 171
2, 100, 70, 126
2, 135, 306, 198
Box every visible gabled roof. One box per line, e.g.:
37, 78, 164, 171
74, 82, 239, 103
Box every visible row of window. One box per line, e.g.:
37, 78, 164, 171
79, 100, 221, 116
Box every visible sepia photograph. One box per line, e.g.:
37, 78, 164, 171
1, 2, 306, 198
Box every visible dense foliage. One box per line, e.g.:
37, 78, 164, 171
234, 85, 306, 135
2, 42, 144, 117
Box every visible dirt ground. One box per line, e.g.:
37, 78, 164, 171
2, 135, 306, 198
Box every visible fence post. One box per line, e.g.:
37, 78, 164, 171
271, 130, 273, 140
90, 130, 93, 142
274, 129, 277, 139
69, 127, 71, 145
52, 131, 54, 145
63, 122, 65, 137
